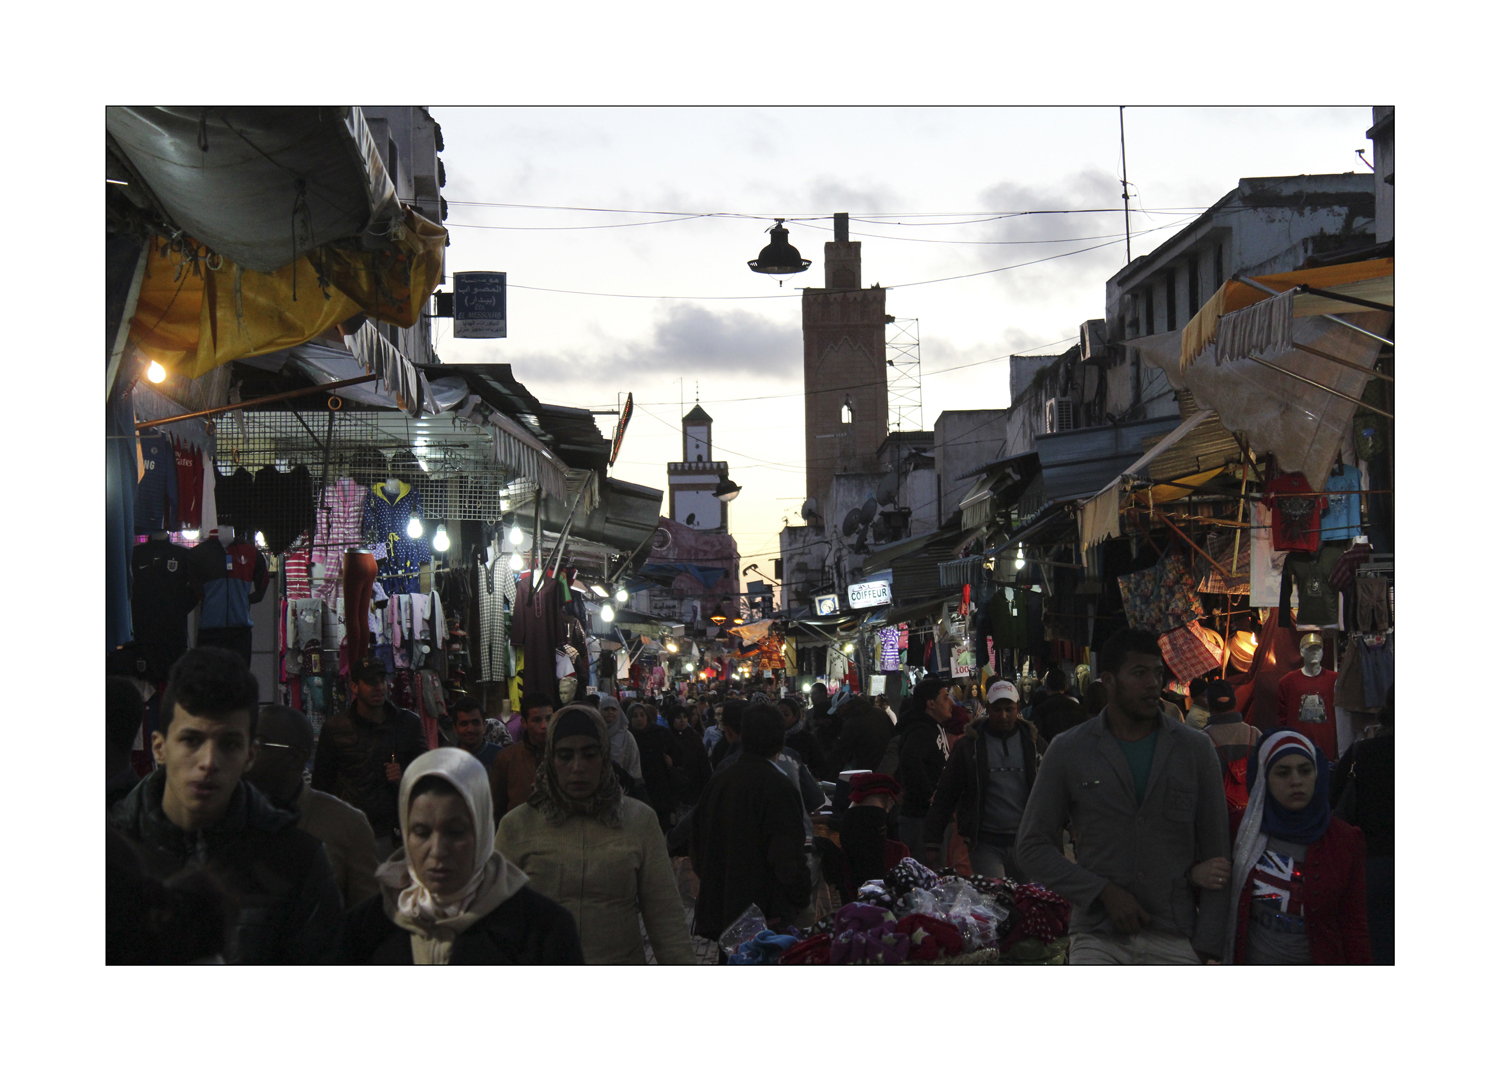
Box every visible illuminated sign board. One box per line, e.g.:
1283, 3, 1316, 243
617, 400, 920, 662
814, 594, 840, 616
847, 579, 892, 609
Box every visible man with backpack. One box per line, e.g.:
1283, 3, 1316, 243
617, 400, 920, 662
1201, 680, 1261, 810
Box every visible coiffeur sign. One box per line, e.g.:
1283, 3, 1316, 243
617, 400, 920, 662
454, 271, 506, 338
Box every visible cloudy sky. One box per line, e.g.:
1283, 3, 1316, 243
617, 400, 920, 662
428, 106, 1379, 583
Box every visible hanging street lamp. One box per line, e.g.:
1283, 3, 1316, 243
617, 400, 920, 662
747, 219, 810, 278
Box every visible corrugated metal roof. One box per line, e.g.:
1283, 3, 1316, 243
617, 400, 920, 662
1143, 413, 1242, 482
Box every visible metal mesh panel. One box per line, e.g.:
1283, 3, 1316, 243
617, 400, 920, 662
202, 408, 534, 550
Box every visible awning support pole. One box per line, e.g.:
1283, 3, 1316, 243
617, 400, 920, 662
1244, 355, 1394, 418
544, 470, 597, 578
1289, 341, 1394, 383
1234, 274, 1394, 348
132, 374, 379, 430
1149, 507, 1235, 581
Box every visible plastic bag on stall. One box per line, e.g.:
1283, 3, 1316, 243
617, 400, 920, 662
945, 881, 1009, 952
717, 903, 768, 958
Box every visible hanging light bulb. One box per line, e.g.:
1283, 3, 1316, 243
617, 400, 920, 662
843, 642, 855, 654
600, 603, 616, 623
508, 551, 524, 571
407, 516, 423, 539
1016, 542, 1026, 566
802, 682, 812, 693
431, 525, 450, 553
666, 641, 679, 653
145, 361, 167, 383
615, 588, 629, 603
508, 524, 524, 545
254, 531, 267, 548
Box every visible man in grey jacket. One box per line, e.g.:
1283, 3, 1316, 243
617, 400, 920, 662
1017, 628, 1231, 964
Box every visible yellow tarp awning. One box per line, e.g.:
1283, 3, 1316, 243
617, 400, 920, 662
1125, 466, 1224, 505
1180, 257, 1393, 370
129, 207, 446, 380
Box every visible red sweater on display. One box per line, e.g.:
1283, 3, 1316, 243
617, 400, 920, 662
1229, 809, 1372, 965
1276, 668, 1340, 762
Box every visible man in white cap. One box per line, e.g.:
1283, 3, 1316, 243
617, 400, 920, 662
922, 678, 1047, 881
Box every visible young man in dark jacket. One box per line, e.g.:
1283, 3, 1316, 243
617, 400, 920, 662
690, 704, 811, 950
779, 697, 834, 781
922, 679, 1046, 881
311, 657, 428, 852
109, 647, 344, 964
1031, 668, 1088, 743
895, 676, 954, 861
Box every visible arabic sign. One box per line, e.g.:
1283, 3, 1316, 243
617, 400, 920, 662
610, 392, 633, 466
453, 271, 506, 338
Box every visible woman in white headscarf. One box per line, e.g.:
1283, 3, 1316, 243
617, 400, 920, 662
340, 748, 584, 964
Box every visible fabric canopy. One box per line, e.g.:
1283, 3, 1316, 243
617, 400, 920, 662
107, 107, 401, 274
129, 207, 446, 380
1077, 409, 1213, 548
1134, 303, 1389, 493
1180, 258, 1393, 369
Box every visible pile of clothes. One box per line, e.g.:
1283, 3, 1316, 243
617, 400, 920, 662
776, 858, 1072, 965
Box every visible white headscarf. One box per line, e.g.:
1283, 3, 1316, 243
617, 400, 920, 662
375, 748, 530, 962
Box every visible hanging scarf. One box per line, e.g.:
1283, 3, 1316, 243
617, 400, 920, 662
1223, 730, 1331, 964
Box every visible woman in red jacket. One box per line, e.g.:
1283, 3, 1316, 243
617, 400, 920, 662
1222, 730, 1371, 964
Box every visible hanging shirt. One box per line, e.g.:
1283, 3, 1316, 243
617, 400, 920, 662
361, 481, 431, 596
173, 439, 203, 529
1275, 668, 1339, 761
134, 430, 179, 532
1320, 465, 1364, 541
190, 537, 269, 630
311, 476, 367, 602
1279, 544, 1344, 628
131, 538, 199, 654
1264, 473, 1326, 553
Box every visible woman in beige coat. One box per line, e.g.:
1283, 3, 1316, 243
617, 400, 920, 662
496, 704, 698, 964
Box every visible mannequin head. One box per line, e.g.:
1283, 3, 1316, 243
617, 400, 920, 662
216, 525, 235, 547
1299, 634, 1324, 676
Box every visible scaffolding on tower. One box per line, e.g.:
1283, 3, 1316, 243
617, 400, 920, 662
886, 317, 923, 433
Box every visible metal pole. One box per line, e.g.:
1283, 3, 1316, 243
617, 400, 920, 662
544, 470, 597, 577
132, 374, 379, 430
531, 492, 544, 575
1233, 274, 1394, 348
1244, 355, 1394, 418
1289, 340, 1394, 383
1119, 106, 1131, 263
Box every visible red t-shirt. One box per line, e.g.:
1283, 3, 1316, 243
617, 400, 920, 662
1265, 473, 1326, 552
1275, 668, 1339, 761
173, 439, 203, 529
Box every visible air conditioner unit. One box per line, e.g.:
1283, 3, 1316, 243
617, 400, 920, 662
1045, 397, 1075, 434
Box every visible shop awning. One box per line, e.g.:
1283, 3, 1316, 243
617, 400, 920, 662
514, 477, 663, 553
107, 107, 401, 274
1133, 266, 1391, 492
128, 209, 446, 381
1078, 409, 1214, 548
956, 452, 1041, 530
1181, 258, 1394, 369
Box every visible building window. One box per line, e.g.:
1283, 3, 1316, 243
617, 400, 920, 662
1214, 244, 1225, 289
841, 395, 855, 424
1144, 287, 1156, 336
1187, 254, 1200, 313
1165, 268, 1178, 332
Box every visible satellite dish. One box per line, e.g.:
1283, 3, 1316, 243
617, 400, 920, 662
876, 472, 898, 505
842, 509, 862, 537
860, 497, 878, 523
801, 497, 820, 522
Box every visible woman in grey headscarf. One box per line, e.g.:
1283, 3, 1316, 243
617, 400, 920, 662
339, 749, 584, 964
497, 704, 698, 964
598, 694, 642, 782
